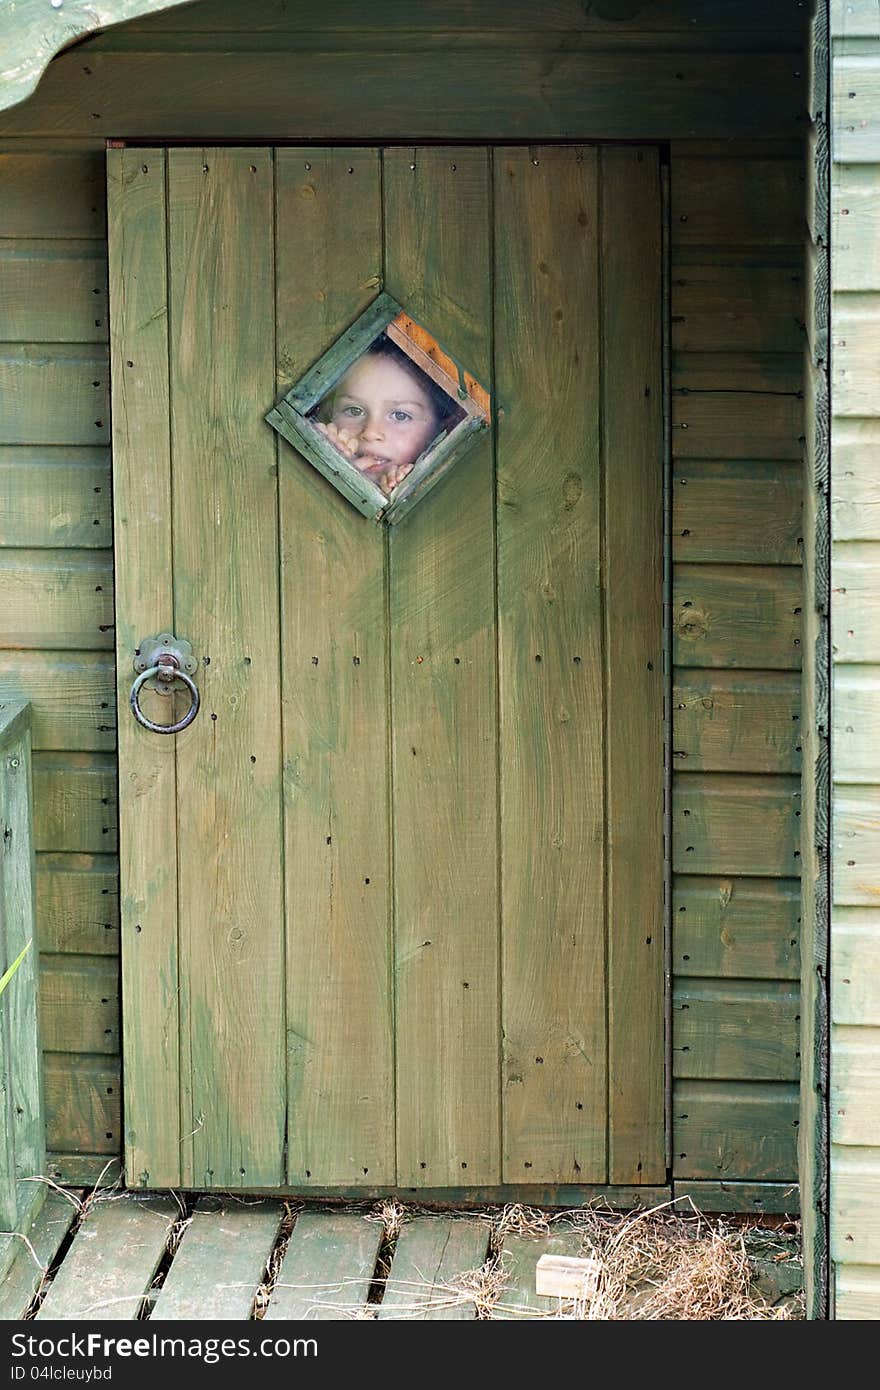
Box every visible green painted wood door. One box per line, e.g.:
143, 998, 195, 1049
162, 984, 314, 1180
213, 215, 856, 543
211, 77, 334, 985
108, 144, 665, 1194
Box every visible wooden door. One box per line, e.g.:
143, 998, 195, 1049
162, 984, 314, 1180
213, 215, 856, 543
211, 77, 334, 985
108, 144, 664, 1194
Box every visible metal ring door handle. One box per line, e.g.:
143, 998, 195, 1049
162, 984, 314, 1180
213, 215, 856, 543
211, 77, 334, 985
130, 663, 200, 734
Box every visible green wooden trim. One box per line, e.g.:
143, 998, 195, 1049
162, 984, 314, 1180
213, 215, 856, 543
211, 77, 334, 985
267, 401, 386, 520
673, 1180, 800, 1214
382, 414, 488, 525
284, 292, 403, 411
195, 1183, 672, 1208
0, 700, 46, 1280
267, 289, 491, 523
0, 2, 194, 115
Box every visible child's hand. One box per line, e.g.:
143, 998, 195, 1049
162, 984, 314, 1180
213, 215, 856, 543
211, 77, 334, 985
314, 420, 361, 461
360, 460, 414, 497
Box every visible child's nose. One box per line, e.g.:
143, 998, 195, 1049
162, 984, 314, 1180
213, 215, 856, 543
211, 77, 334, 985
362, 417, 385, 440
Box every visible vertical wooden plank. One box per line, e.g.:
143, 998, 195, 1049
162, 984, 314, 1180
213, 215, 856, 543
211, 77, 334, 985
275, 148, 393, 1186
106, 147, 181, 1187
495, 147, 606, 1183
168, 148, 284, 1187
4, 725, 43, 1188
384, 146, 499, 1186
601, 147, 665, 1184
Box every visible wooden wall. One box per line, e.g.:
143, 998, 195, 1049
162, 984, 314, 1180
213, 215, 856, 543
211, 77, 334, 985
0, 0, 807, 1191
828, 0, 880, 1320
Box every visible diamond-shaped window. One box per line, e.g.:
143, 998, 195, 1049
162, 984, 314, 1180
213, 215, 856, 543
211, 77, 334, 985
266, 293, 491, 524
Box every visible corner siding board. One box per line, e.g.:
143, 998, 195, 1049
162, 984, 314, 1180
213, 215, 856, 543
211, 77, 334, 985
831, 4, 880, 1306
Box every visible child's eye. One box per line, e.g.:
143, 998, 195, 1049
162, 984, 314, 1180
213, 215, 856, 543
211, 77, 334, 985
339, 404, 365, 418
389, 410, 413, 423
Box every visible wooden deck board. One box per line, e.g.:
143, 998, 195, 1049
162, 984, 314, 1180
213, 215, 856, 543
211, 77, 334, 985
35, 1194, 176, 1320
0, 1190, 78, 1320
149, 1197, 283, 1322
378, 1216, 490, 1320
493, 1227, 587, 1319
264, 1211, 382, 1321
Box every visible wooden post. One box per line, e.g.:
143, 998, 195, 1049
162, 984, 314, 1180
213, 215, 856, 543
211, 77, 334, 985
0, 700, 46, 1280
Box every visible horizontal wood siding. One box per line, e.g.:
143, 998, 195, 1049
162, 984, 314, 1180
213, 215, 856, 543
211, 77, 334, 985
1, 0, 806, 1186
671, 139, 804, 1186
830, 0, 880, 1318
0, 144, 115, 1175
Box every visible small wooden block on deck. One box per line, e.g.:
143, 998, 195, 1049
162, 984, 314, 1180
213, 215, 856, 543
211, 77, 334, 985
535, 1252, 600, 1300
265, 1210, 382, 1321
378, 1216, 490, 1321
150, 1197, 284, 1321
36, 1193, 177, 1320
493, 1226, 587, 1319
0, 1191, 79, 1321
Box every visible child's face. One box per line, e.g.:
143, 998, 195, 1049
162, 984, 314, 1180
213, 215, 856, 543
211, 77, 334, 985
328, 354, 440, 475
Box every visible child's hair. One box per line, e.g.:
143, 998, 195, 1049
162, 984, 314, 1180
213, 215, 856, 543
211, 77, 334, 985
314, 332, 466, 438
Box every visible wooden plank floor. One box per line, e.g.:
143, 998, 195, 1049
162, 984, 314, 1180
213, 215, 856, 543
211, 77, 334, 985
0, 1193, 592, 1321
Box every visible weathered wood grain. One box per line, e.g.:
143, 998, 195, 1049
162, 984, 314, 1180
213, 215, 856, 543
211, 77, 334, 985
0, 550, 113, 650
0, 47, 803, 142
168, 148, 284, 1188
493, 1226, 586, 1319
672, 157, 804, 246
378, 1216, 490, 1320
672, 774, 801, 878
673, 979, 800, 1081
832, 165, 880, 291
35, 853, 119, 955
673, 875, 801, 980
38, 954, 118, 1054
42, 1054, 119, 1156
835, 1263, 880, 1319
672, 1180, 799, 1214
601, 146, 664, 1186
276, 146, 392, 1189
0, 448, 111, 548
123, 0, 810, 36
0, 707, 42, 1238
672, 391, 803, 459
673, 351, 802, 394
834, 668, 880, 782
673, 1080, 799, 1180
45, 1153, 121, 1186
832, 1027, 880, 1145
151, 1197, 284, 1321
495, 146, 606, 1184
0, 1190, 78, 1321
265, 1210, 383, 1321
106, 146, 181, 1189
833, 56, 880, 162
673, 564, 802, 670
36, 1194, 176, 1321
0, 652, 115, 751
833, 420, 880, 538
386, 146, 499, 1187
0, 152, 105, 239
673, 670, 801, 773
833, 294, 880, 415
0, 242, 107, 343
673, 460, 803, 566
32, 753, 116, 854
0, 345, 108, 446
671, 258, 804, 354
274, 149, 393, 1187
834, 543, 880, 662
831, 1148, 880, 1266
832, 911, 880, 1024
